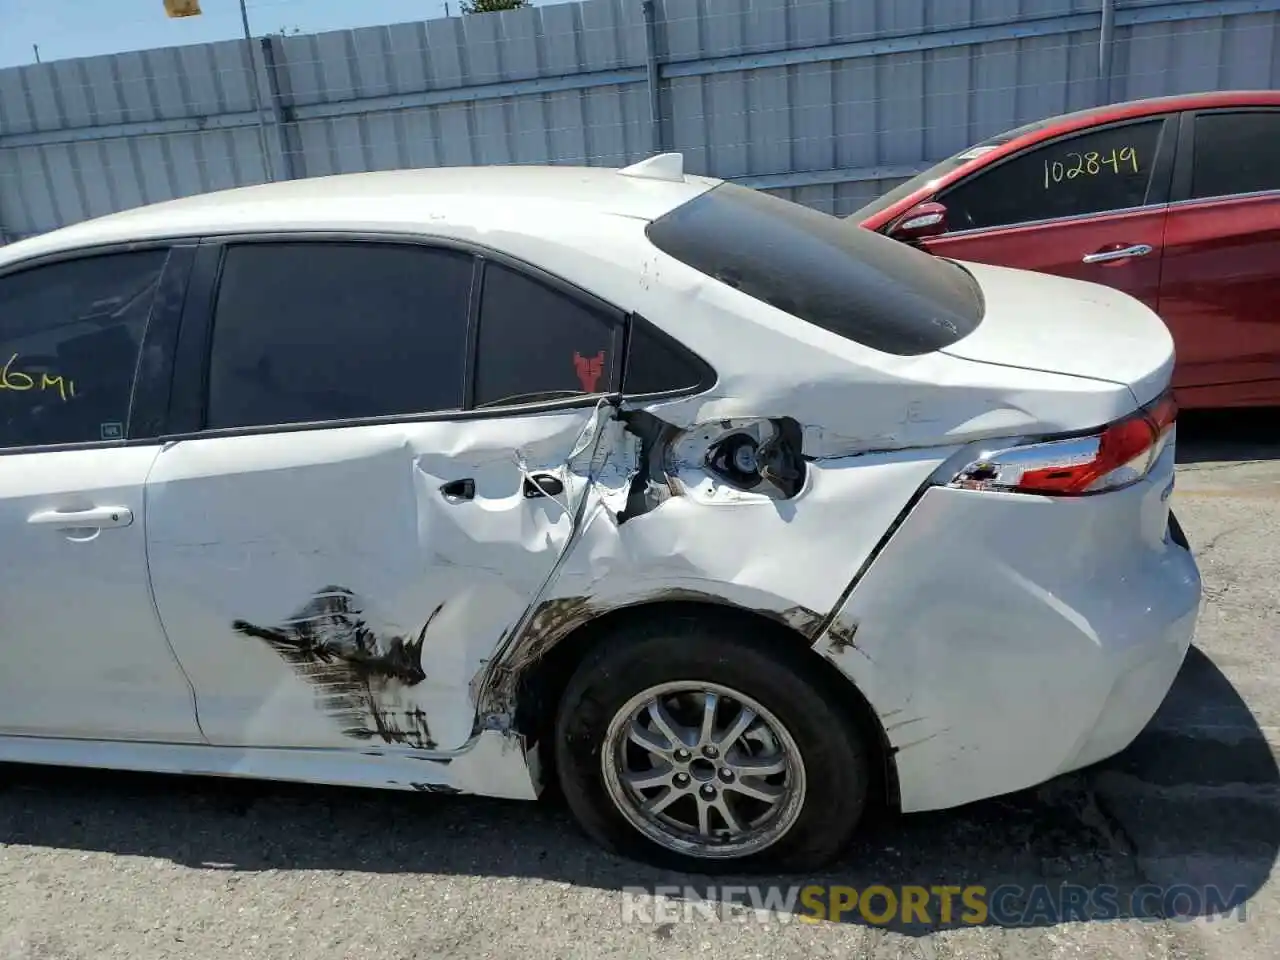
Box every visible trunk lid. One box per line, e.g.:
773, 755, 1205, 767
939, 260, 1174, 407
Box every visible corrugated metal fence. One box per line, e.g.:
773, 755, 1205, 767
1, 0, 1278, 243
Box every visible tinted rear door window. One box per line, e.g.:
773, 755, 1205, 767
206, 242, 472, 430
1190, 111, 1280, 200
940, 118, 1168, 230
623, 316, 712, 396
646, 182, 983, 357
0, 249, 166, 449
472, 262, 620, 407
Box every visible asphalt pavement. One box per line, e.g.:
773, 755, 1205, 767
1, 409, 1278, 960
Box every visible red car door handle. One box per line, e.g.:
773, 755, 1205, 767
1082, 243, 1154, 264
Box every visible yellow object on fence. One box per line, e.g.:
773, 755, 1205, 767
163, 0, 202, 17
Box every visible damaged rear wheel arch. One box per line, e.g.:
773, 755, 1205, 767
512, 598, 898, 814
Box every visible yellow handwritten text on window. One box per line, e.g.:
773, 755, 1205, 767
0, 353, 76, 401
1044, 147, 1139, 188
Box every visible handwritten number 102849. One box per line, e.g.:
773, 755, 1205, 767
1044, 147, 1138, 188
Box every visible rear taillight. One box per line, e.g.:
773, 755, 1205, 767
950, 391, 1177, 497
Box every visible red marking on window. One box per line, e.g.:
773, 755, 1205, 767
573, 351, 605, 392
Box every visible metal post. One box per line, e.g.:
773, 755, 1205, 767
1097, 0, 1116, 106
642, 0, 665, 154
261, 35, 301, 180
239, 0, 277, 181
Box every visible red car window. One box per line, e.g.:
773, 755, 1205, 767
939, 119, 1168, 231
1190, 111, 1280, 200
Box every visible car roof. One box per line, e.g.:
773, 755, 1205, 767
1019, 89, 1280, 132
0, 163, 722, 268
857, 89, 1280, 228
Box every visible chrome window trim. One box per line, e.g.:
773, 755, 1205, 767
1169, 187, 1280, 209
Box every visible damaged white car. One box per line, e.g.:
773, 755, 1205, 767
0, 154, 1200, 871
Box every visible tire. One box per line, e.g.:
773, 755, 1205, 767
553, 613, 871, 873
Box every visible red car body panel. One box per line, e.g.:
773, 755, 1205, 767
920, 207, 1168, 314
1158, 193, 1280, 407
855, 91, 1280, 410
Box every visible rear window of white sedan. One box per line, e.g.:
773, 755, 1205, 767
646, 183, 984, 356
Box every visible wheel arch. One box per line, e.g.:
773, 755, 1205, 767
510, 596, 900, 814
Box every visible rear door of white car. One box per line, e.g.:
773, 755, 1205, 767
0, 243, 204, 742
145, 235, 629, 753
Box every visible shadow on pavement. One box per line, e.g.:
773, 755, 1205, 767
1177, 409, 1280, 464
1, 650, 1275, 935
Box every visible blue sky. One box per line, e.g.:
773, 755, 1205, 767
0, 0, 552, 68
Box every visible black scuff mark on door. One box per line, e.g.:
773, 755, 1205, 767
368, 705, 434, 750
823, 619, 875, 667
233, 585, 441, 749
484, 589, 815, 734
894, 731, 944, 753
774, 604, 825, 640
486, 587, 742, 717
505, 595, 599, 674
479, 595, 599, 721
885, 715, 928, 733
826, 619, 859, 654
410, 782, 462, 795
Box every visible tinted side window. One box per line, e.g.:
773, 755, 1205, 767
206, 242, 472, 430
623, 316, 711, 396
473, 262, 619, 408
1191, 112, 1280, 200
0, 250, 166, 449
940, 119, 1168, 230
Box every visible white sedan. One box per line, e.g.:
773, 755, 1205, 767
0, 154, 1200, 872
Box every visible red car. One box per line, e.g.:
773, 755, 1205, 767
851, 91, 1280, 409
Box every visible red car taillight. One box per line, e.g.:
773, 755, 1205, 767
950, 391, 1177, 497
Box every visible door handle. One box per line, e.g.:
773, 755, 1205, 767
27, 506, 134, 529
439, 478, 476, 502
1082, 243, 1154, 264
524, 473, 565, 499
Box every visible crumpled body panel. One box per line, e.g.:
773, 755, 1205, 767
472, 407, 956, 721
815, 440, 1200, 813
146, 412, 602, 753
145, 400, 953, 762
